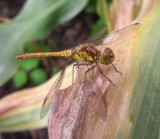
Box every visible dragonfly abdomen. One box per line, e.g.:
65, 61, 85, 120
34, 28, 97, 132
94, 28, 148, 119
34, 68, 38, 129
50, 50, 71, 58
16, 50, 71, 59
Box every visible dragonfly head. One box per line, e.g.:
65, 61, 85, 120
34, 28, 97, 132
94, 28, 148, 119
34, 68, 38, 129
99, 48, 115, 65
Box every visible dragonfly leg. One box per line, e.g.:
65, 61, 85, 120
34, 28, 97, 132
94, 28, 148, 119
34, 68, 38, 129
97, 65, 115, 86
84, 64, 108, 110
72, 62, 93, 84
73, 63, 79, 84
84, 64, 96, 82
111, 64, 122, 75
72, 62, 78, 85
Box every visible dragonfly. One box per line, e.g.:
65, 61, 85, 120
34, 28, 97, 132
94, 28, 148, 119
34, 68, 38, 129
16, 23, 141, 119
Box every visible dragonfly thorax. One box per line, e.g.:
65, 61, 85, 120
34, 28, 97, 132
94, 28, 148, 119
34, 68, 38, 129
99, 47, 115, 65
71, 43, 101, 63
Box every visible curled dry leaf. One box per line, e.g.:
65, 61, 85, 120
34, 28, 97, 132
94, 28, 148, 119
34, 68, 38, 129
0, 65, 73, 132
48, 5, 160, 139
48, 23, 141, 139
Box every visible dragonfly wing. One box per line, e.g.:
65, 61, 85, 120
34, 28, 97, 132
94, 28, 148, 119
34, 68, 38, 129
40, 62, 67, 119
103, 23, 141, 46
84, 26, 107, 43
82, 23, 141, 47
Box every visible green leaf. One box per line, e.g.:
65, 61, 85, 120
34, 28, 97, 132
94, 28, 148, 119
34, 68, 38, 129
13, 69, 28, 88
30, 69, 47, 85
127, 7, 160, 139
24, 43, 36, 53
20, 59, 40, 71
96, 0, 112, 31
91, 19, 106, 35
0, 0, 89, 87
85, 0, 97, 14
39, 44, 51, 52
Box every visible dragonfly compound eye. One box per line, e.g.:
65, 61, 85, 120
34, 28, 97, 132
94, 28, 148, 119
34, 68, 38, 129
99, 48, 115, 65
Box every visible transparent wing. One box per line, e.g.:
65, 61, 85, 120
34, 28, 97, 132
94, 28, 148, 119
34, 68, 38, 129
40, 62, 68, 119
103, 23, 141, 46
84, 26, 107, 43
83, 23, 141, 47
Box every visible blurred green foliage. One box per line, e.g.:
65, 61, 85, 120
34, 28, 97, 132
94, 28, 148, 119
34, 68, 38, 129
13, 42, 48, 87
0, 0, 111, 88
91, 19, 106, 35
13, 69, 28, 88
85, 0, 97, 14
0, 0, 89, 87
11, 0, 111, 88
30, 68, 47, 85
20, 59, 40, 72
96, 0, 111, 31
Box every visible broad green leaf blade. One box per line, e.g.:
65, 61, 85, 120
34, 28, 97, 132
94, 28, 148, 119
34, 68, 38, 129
0, 0, 88, 86
106, 5, 160, 139
128, 7, 160, 139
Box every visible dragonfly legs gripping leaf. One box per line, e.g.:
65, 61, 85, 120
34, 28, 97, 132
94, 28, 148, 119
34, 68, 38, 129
84, 63, 97, 82
73, 62, 116, 86
96, 65, 116, 86
111, 64, 122, 75
72, 62, 95, 84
